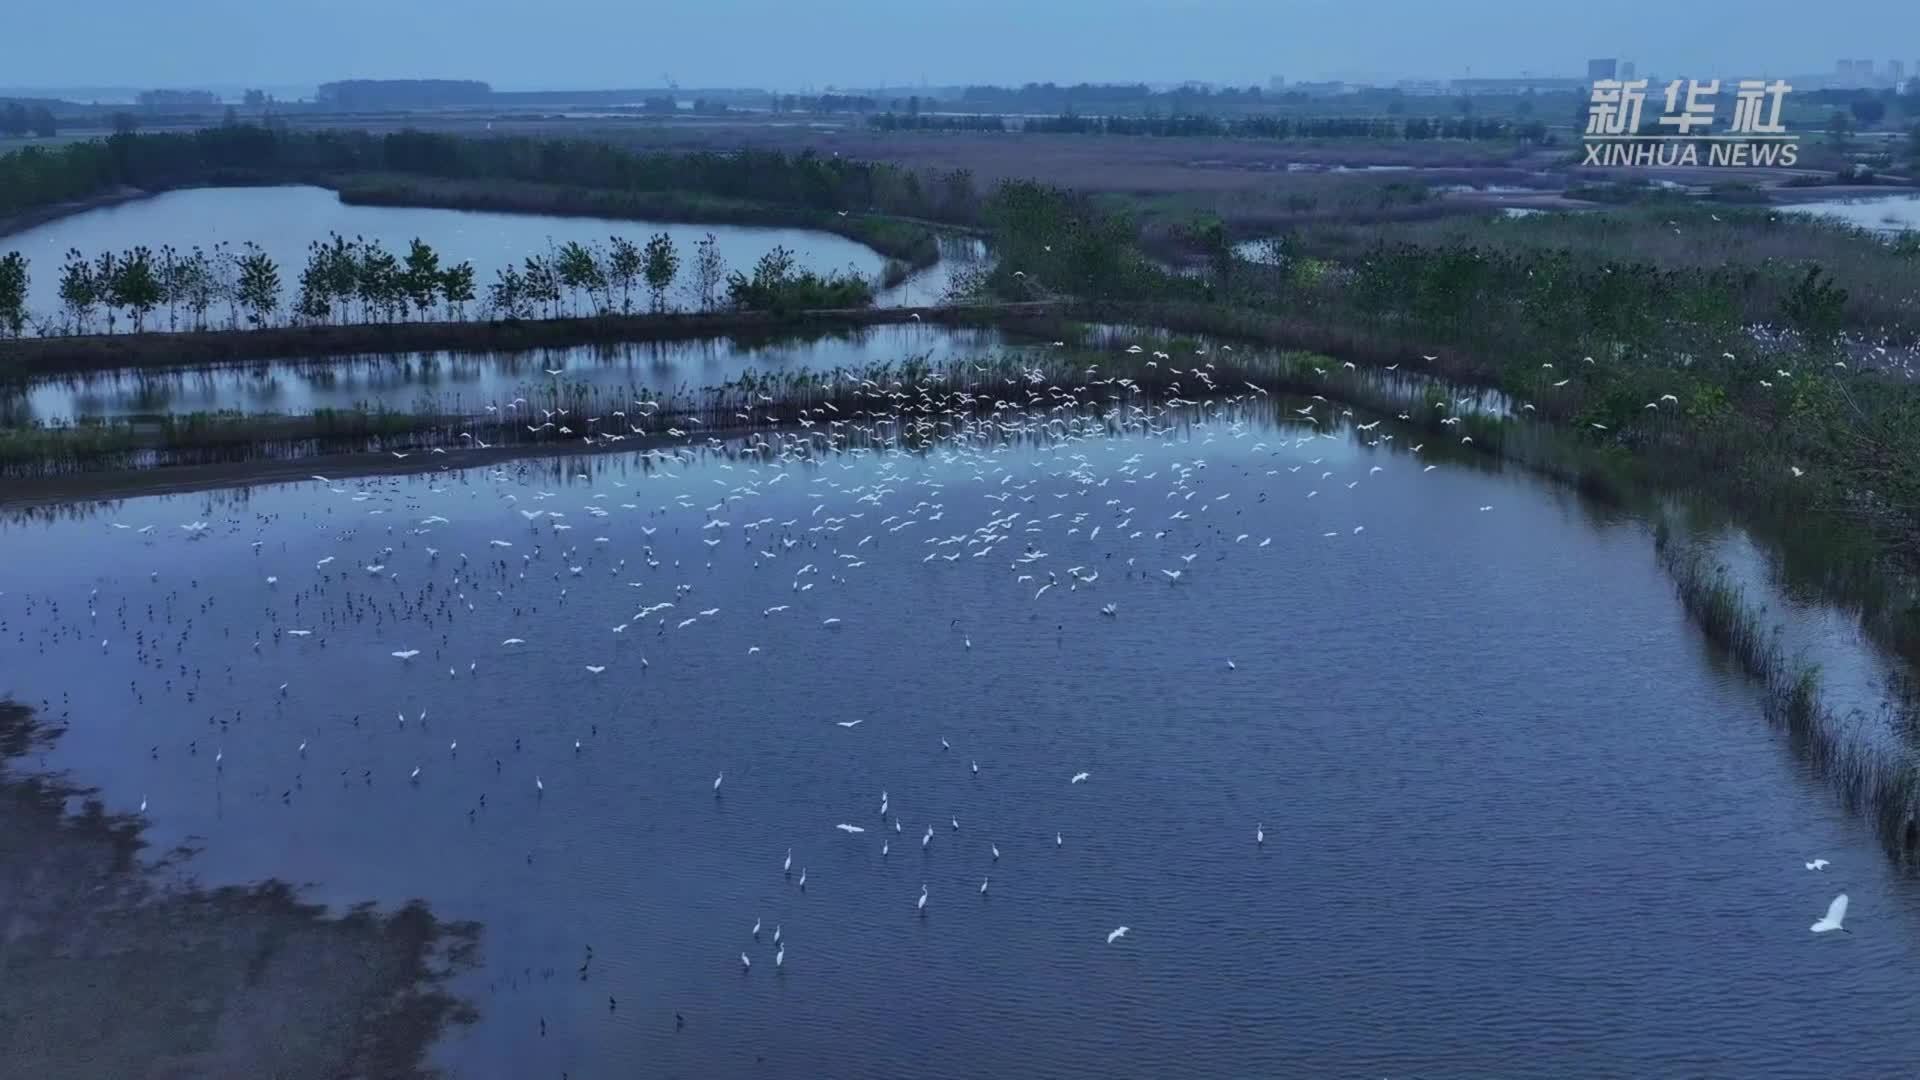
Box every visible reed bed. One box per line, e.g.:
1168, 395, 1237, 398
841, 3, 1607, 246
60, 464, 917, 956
1656, 531, 1920, 857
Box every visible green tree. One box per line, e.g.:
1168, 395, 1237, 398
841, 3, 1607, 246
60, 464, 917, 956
110, 246, 162, 332
296, 240, 335, 324
554, 241, 604, 315
641, 232, 680, 312
0, 252, 27, 337
356, 240, 401, 322
521, 254, 561, 318
1781, 264, 1848, 345
399, 237, 442, 320
208, 241, 241, 328
56, 249, 97, 333
321, 234, 359, 322
1825, 110, 1853, 148
235, 241, 280, 326
440, 262, 475, 319
606, 236, 642, 313
1849, 98, 1887, 128
691, 233, 725, 311
180, 247, 216, 329
488, 265, 527, 319
93, 250, 123, 332
155, 245, 184, 330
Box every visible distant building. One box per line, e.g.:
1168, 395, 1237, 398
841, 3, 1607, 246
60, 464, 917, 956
1394, 79, 1448, 96
1618, 61, 1636, 81
1888, 60, 1905, 84
1586, 58, 1617, 81
1857, 59, 1875, 80
1289, 81, 1350, 96
1267, 76, 1286, 93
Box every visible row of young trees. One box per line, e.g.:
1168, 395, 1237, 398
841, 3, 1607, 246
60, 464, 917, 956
40, 242, 287, 334
0, 229, 874, 337
480, 233, 715, 320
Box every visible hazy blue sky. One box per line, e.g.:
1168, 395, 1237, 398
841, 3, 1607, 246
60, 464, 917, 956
6, 0, 1919, 91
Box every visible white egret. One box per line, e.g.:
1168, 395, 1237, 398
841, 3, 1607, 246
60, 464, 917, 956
1810, 894, 1849, 934
1805, 858, 1829, 871
1107, 926, 1130, 944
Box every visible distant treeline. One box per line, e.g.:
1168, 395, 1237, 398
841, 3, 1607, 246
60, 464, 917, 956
771, 94, 882, 114
865, 111, 1548, 141
1025, 113, 1548, 141
0, 125, 982, 225
866, 113, 1010, 133
0, 102, 58, 139
316, 79, 493, 110
957, 82, 1277, 111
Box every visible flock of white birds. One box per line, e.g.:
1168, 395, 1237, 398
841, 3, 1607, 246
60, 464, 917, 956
8, 343, 1861, 1024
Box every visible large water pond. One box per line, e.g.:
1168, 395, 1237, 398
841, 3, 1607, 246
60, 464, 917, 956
1784, 192, 1920, 233
3, 394, 1917, 1078
0, 186, 977, 325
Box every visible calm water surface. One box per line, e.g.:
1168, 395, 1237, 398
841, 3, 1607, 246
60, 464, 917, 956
3, 406, 1917, 1079
2, 185, 973, 324
1785, 193, 1920, 233
12, 324, 1034, 424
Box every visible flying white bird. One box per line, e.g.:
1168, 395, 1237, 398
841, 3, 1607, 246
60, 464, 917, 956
836, 823, 866, 834
1805, 858, 1829, 871
391, 650, 420, 660
1070, 772, 1090, 784
1810, 893, 1849, 933
1107, 926, 1130, 944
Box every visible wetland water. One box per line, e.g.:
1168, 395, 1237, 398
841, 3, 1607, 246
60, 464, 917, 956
10, 324, 1032, 425
3, 395, 1918, 1078
0, 185, 976, 325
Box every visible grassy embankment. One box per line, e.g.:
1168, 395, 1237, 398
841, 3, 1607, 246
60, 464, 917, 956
0, 700, 479, 1078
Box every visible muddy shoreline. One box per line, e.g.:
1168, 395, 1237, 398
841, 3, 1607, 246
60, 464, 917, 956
0, 185, 157, 241
0, 701, 480, 1079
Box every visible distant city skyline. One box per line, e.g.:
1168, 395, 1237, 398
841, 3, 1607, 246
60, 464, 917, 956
3, 0, 1917, 94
